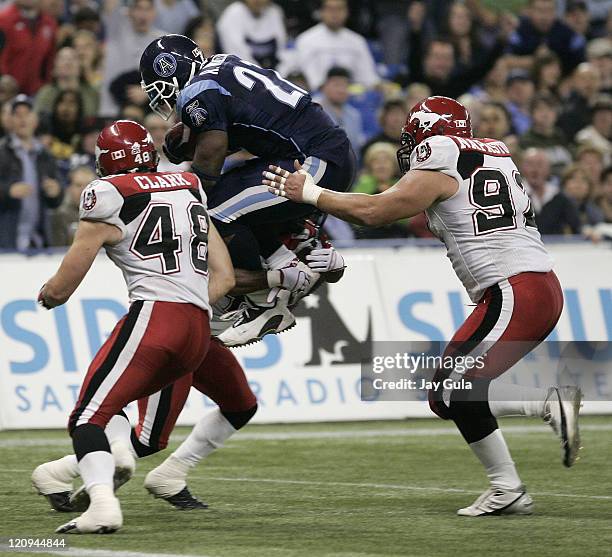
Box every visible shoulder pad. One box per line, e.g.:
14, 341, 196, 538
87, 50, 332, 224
410, 135, 459, 173
79, 179, 127, 238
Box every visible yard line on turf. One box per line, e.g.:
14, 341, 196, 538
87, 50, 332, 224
0, 548, 212, 557
201, 476, 612, 501
4, 468, 609, 502
1, 423, 611, 447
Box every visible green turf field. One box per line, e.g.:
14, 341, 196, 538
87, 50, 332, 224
1, 416, 611, 557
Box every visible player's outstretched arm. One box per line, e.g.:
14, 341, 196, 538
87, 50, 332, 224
263, 162, 458, 227
38, 220, 122, 309
207, 222, 236, 304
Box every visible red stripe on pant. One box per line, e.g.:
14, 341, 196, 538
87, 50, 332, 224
69, 301, 210, 432
133, 338, 256, 452
429, 271, 563, 418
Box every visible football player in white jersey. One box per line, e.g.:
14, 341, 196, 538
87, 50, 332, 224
36, 120, 236, 533
263, 96, 583, 517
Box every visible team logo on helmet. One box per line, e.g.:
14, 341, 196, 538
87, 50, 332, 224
186, 99, 208, 127
131, 142, 141, 155
410, 110, 452, 132
153, 53, 177, 78
82, 188, 97, 211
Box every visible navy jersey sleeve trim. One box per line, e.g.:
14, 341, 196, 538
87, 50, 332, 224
176, 79, 232, 114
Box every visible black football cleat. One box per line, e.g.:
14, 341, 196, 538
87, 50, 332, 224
162, 487, 209, 510
45, 491, 76, 513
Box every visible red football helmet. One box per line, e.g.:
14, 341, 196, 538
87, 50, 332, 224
397, 96, 472, 174
95, 120, 159, 177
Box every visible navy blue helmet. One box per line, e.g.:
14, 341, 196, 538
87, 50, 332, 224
140, 34, 206, 119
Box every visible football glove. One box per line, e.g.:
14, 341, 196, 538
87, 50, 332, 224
306, 247, 346, 273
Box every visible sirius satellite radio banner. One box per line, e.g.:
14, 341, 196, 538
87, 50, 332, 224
0, 243, 611, 429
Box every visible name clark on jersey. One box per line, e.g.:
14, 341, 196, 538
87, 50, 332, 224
133, 173, 192, 190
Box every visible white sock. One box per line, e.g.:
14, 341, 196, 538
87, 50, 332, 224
469, 429, 522, 490
79, 451, 114, 491
488, 381, 548, 418
265, 245, 296, 269
105, 414, 132, 446
173, 409, 236, 467
55, 454, 79, 481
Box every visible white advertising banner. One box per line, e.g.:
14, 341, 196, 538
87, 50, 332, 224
0, 242, 610, 429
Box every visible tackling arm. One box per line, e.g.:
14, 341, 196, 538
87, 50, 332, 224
263, 163, 458, 227
39, 221, 122, 308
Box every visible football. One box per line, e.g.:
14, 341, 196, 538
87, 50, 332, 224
164, 122, 197, 163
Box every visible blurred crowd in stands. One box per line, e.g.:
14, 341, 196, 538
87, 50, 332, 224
0, 0, 610, 249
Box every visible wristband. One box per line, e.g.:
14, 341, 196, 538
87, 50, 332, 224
299, 170, 324, 206
266, 270, 282, 288
190, 164, 220, 185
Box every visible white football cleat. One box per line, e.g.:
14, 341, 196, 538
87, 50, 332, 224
56, 485, 122, 534
457, 486, 533, 517
217, 292, 296, 347
543, 386, 583, 467
69, 442, 136, 512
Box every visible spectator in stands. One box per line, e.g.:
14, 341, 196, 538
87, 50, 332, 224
99, 0, 163, 117
71, 6, 102, 37
352, 143, 410, 239
360, 99, 406, 160
0, 99, 13, 138
0, 0, 57, 96
120, 102, 146, 123
576, 144, 606, 196
73, 30, 103, 89
470, 57, 509, 103
281, 0, 379, 91
404, 3, 510, 98
34, 47, 99, 119
144, 112, 189, 172
562, 164, 604, 228
520, 94, 572, 176
0, 74, 18, 106
532, 53, 563, 99
476, 102, 512, 141
315, 67, 364, 154
43, 90, 84, 184
185, 14, 217, 58
521, 147, 581, 234
0, 95, 62, 250
563, 1, 590, 39
154, 0, 199, 34
586, 39, 612, 94
69, 118, 103, 172
505, 69, 535, 135
558, 62, 603, 140
443, 1, 487, 74
575, 95, 612, 158
217, 0, 286, 69
405, 82, 431, 112
353, 142, 398, 194
49, 165, 96, 246
599, 166, 612, 222
507, 0, 586, 75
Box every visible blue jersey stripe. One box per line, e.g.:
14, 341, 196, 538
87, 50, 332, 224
176, 79, 232, 114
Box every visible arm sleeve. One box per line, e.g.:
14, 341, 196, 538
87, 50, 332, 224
79, 180, 127, 238
176, 80, 231, 134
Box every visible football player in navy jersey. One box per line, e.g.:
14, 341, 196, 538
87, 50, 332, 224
140, 34, 356, 346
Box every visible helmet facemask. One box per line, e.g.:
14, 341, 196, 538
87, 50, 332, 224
142, 77, 180, 120
396, 129, 416, 175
